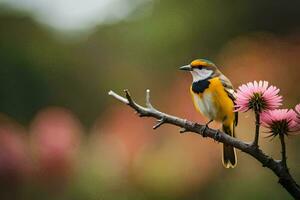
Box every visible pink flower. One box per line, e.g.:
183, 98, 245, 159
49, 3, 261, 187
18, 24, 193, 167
295, 104, 300, 117
261, 109, 299, 136
235, 81, 282, 113
294, 104, 300, 130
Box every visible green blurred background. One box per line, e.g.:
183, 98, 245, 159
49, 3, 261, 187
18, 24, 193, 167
0, 0, 300, 199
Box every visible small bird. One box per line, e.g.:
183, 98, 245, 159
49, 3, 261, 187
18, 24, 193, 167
179, 59, 238, 168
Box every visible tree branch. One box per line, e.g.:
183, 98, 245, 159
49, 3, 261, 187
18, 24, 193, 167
108, 89, 300, 199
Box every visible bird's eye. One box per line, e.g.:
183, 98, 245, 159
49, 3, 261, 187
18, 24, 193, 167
197, 65, 203, 70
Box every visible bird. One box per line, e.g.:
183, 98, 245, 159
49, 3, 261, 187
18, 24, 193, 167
179, 58, 238, 168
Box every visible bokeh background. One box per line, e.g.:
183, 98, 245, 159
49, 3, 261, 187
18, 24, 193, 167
0, 0, 300, 199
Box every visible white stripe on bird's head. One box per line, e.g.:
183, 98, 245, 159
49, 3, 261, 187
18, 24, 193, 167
191, 68, 213, 82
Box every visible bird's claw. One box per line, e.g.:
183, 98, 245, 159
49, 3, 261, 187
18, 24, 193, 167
200, 120, 213, 137
200, 125, 208, 137
213, 129, 221, 142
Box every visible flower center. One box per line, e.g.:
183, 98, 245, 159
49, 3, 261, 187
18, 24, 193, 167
249, 93, 266, 113
270, 120, 289, 136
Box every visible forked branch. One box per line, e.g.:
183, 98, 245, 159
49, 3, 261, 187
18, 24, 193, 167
108, 89, 300, 199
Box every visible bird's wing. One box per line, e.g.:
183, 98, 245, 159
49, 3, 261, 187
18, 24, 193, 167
219, 74, 238, 126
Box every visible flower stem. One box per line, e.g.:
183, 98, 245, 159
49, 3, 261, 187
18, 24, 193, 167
252, 111, 260, 148
279, 133, 288, 169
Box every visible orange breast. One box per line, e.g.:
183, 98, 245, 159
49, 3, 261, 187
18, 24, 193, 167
190, 77, 235, 124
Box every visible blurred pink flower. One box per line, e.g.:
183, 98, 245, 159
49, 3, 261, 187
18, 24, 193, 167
235, 80, 282, 113
295, 104, 300, 114
0, 115, 32, 188
261, 109, 299, 136
294, 104, 300, 130
30, 107, 82, 188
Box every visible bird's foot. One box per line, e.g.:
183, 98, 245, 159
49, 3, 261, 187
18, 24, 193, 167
206, 119, 213, 127
201, 123, 210, 136
213, 129, 221, 142
200, 120, 213, 137
200, 125, 208, 137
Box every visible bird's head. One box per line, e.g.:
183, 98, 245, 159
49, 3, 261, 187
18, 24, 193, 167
179, 59, 218, 81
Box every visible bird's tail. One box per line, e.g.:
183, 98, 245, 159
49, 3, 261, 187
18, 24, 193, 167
222, 123, 237, 168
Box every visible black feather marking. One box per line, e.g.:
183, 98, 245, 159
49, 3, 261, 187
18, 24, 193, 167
192, 78, 210, 94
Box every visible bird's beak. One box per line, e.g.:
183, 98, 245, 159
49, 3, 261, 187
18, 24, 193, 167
179, 65, 192, 71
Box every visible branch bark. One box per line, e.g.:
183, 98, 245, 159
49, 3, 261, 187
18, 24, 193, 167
108, 89, 300, 199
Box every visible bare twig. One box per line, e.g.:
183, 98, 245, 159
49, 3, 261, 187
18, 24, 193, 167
108, 90, 128, 104
145, 89, 154, 109
180, 127, 189, 133
108, 89, 300, 199
153, 118, 166, 129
